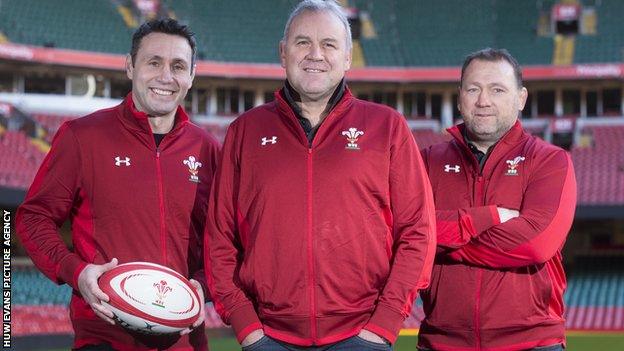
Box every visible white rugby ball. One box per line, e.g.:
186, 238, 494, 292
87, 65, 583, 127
98, 262, 201, 334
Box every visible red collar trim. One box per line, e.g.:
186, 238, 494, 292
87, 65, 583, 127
447, 119, 524, 147
123, 92, 189, 127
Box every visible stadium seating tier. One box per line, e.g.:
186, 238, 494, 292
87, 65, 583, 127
1, 0, 621, 66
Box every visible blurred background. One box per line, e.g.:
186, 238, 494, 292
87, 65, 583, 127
1, 0, 623, 350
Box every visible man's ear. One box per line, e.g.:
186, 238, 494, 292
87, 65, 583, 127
518, 86, 528, 111
190, 64, 196, 85
126, 54, 134, 80
279, 41, 287, 69
344, 46, 352, 71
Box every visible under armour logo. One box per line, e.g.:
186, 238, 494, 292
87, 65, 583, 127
115, 156, 131, 166
261, 136, 277, 145
444, 164, 460, 173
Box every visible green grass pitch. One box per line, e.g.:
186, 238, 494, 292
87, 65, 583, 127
206, 332, 624, 350
42, 331, 624, 350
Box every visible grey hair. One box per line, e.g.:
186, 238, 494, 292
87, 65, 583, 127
282, 0, 352, 50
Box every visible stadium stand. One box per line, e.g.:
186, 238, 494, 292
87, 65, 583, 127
394, 0, 495, 67
30, 113, 77, 142
164, 0, 298, 63
571, 123, 624, 205
172, 0, 615, 67
575, 0, 624, 63
495, 1, 555, 65
565, 256, 624, 330
0, 0, 132, 54
13, 305, 72, 336
12, 265, 71, 305
0, 0, 620, 67
0, 130, 46, 189
351, 0, 404, 66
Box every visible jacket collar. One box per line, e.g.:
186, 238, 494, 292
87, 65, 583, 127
447, 120, 528, 171
274, 84, 355, 145
447, 119, 525, 150
274, 83, 354, 123
119, 93, 189, 136
281, 79, 346, 119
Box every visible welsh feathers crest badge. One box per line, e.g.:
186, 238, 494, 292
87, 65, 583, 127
152, 279, 172, 308
341, 127, 364, 150
183, 156, 202, 183
505, 156, 525, 176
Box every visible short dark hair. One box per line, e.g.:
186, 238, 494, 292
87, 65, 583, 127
460, 48, 523, 88
130, 18, 197, 69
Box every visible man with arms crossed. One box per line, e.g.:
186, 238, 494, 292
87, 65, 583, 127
205, 1, 436, 350
16, 18, 219, 350
419, 48, 576, 351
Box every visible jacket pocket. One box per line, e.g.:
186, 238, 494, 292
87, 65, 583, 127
314, 212, 390, 316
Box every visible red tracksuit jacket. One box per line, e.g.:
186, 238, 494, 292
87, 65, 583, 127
419, 121, 577, 351
16, 95, 219, 351
205, 88, 436, 346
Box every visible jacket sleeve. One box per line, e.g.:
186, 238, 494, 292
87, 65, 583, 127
15, 123, 87, 290
447, 150, 576, 268
204, 122, 261, 343
420, 147, 501, 249
435, 207, 500, 248
363, 118, 436, 343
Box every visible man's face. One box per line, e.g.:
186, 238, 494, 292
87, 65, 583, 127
459, 59, 527, 145
280, 10, 352, 102
126, 32, 194, 119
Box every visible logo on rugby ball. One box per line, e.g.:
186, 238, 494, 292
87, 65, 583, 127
152, 280, 173, 308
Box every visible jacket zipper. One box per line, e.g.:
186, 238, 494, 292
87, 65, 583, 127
156, 148, 167, 265
474, 269, 483, 350
474, 171, 485, 350
306, 148, 317, 342
278, 93, 345, 343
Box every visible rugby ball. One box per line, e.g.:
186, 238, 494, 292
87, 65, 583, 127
98, 262, 201, 334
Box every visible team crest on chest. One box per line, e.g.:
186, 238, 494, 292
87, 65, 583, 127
341, 127, 364, 150
183, 156, 202, 183
505, 156, 525, 176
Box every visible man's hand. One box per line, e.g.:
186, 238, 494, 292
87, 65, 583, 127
180, 279, 205, 335
497, 207, 519, 223
77, 258, 118, 325
357, 329, 389, 344
241, 329, 265, 347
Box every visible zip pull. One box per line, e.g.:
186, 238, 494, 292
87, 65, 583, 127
308, 148, 312, 154
156, 148, 161, 158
